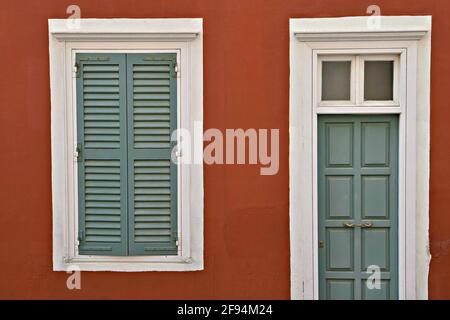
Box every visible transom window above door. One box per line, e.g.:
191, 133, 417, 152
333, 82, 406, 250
318, 54, 400, 107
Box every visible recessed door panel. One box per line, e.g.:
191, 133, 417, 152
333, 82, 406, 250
326, 123, 353, 167
318, 115, 398, 300
362, 176, 389, 219
327, 228, 354, 271
361, 122, 390, 166
362, 228, 390, 271
327, 280, 354, 300
327, 176, 353, 219
362, 280, 390, 300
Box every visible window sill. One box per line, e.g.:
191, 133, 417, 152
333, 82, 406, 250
54, 255, 203, 272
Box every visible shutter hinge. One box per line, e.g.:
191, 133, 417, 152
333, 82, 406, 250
173, 62, 179, 78
74, 62, 80, 78
173, 231, 179, 246
75, 143, 83, 162
78, 230, 84, 241
79, 57, 110, 62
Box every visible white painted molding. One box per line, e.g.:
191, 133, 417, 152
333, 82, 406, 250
52, 32, 198, 41
293, 16, 430, 42
292, 16, 430, 33
49, 19, 204, 272
49, 18, 201, 41
289, 16, 432, 300
295, 31, 427, 42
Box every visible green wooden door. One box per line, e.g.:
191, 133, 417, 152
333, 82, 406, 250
318, 115, 398, 300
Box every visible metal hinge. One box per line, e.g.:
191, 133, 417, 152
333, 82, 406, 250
173, 231, 179, 246
79, 57, 110, 62
319, 240, 325, 248
74, 62, 80, 78
173, 62, 179, 78
75, 143, 82, 162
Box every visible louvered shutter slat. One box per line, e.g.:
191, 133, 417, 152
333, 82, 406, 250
77, 53, 128, 256
127, 53, 178, 255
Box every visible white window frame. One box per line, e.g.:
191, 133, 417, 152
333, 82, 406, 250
289, 16, 431, 299
49, 19, 203, 272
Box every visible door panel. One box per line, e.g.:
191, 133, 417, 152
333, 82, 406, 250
361, 176, 389, 219
326, 123, 353, 167
327, 176, 353, 219
361, 228, 390, 271
318, 115, 398, 300
327, 228, 354, 270
362, 280, 390, 300
361, 122, 390, 166
327, 279, 354, 300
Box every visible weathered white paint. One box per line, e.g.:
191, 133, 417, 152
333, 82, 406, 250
289, 16, 431, 300
49, 19, 204, 271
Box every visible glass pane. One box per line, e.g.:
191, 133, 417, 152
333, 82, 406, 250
364, 61, 394, 101
321, 61, 351, 101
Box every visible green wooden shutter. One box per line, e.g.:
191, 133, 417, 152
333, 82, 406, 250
77, 53, 128, 256
126, 53, 178, 255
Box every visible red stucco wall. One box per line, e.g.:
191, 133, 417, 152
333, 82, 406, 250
0, 0, 449, 299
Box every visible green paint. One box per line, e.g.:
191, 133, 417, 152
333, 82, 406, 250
77, 53, 178, 256
318, 115, 398, 300
126, 53, 178, 255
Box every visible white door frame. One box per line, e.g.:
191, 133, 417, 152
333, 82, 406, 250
289, 16, 432, 300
